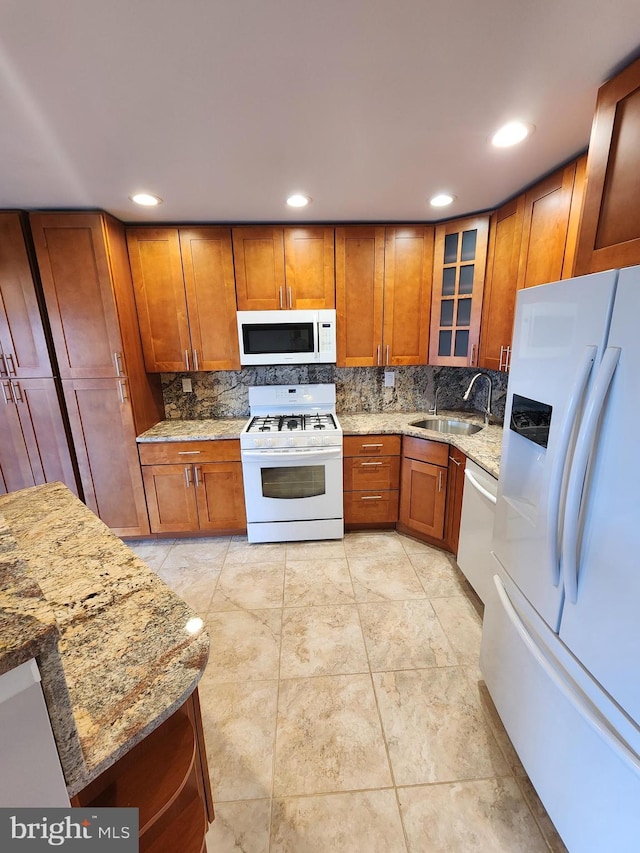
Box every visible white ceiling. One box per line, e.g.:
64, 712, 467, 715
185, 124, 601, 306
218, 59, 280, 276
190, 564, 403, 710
1, 0, 640, 224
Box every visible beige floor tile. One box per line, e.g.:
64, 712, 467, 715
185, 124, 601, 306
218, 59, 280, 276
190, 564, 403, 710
124, 538, 175, 570
398, 778, 549, 852
344, 530, 407, 558
285, 539, 347, 560
204, 799, 271, 853
431, 595, 482, 667
270, 790, 408, 852
225, 538, 286, 565
280, 605, 369, 678
161, 537, 230, 570
205, 609, 282, 682
156, 564, 221, 615
209, 561, 285, 611
410, 549, 472, 598
198, 677, 278, 802
373, 668, 510, 785
273, 674, 392, 796
284, 558, 354, 606
348, 554, 426, 602
516, 776, 569, 853
359, 600, 458, 671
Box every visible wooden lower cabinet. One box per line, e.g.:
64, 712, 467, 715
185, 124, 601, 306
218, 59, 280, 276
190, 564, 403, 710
140, 440, 246, 535
343, 434, 400, 528
0, 377, 78, 496
62, 377, 150, 536
443, 446, 466, 554
72, 688, 213, 853
398, 436, 449, 545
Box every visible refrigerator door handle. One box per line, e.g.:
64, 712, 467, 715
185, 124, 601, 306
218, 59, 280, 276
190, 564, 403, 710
562, 346, 621, 604
546, 346, 597, 587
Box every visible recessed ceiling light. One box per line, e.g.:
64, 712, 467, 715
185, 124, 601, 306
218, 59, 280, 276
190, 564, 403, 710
129, 192, 163, 206
429, 193, 456, 208
286, 193, 311, 208
491, 121, 534, 148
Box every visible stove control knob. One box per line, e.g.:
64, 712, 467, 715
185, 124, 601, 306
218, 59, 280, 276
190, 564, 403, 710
287, 437, 295, 446
253, 438, 263, 448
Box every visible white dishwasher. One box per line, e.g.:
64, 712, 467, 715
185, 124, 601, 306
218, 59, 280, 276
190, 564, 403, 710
456, 459, 498, 606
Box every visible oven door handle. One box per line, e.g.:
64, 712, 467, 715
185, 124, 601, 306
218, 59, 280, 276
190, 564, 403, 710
241, 447, 342, 461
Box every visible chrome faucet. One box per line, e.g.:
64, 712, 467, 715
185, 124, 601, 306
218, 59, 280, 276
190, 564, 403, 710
428, 386, 442, 416
463, 372, 493, 425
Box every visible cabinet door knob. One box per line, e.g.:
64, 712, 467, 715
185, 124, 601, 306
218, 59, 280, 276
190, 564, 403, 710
279, 286, 284, 309
192, 349, 200, 371
5, 352, 16, 375
0, 352, 7, 377
117, 379, 128, 403
184, 466, 192, 487
185, 349, 191, 371
438, 470, 444, 492
113, 352, 124, 376
1, 380, 13, 404
194, 465, 201, 487
11, 380, 23, 402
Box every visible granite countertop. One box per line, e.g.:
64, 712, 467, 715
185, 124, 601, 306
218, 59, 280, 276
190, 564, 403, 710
138, 411, 502, 478
0, 483, 210, 798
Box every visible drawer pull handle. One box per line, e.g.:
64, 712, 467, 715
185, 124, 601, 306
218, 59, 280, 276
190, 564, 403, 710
361, 495, 383, 500
448, 455, 461, 467
361, 461, 383, 466
361, 443, 383, 448
178, 450, 202, 455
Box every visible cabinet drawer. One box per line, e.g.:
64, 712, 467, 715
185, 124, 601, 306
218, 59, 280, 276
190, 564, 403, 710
343, 434, 401, 457
139, 439, 241, 465
343, 456, 400, 491
344, 490, 399, 524
402, 436, 449, 467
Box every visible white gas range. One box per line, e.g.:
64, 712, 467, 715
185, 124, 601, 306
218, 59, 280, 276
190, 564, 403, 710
240, 384, 344, 543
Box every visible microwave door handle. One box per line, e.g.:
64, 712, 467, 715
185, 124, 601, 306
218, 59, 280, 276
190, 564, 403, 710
561, 346, 620, 605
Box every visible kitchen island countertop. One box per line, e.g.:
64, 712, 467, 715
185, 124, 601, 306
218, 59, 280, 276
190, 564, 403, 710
137, 411, 502, 478
0, 482, 209, 797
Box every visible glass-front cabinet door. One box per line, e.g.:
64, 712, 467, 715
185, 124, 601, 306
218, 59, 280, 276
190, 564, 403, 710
429, 215, 489, 366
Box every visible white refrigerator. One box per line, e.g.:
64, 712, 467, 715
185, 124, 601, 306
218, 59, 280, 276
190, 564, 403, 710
480, 266, 640, 852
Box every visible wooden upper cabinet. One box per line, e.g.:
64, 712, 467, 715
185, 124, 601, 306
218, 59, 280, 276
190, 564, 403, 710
233, 226, 335, 311
284, 227, 335, 309
336, 226, 385, 366
0, 213, 52, 378
479, 198, 525, 371
29, 213, 125, 379
232, 227, 286, 310
336, 226, 432, 367
383, 227, 433, 365
127, 228, 192, 372
516, 162, 578, 290
575, 56, 640, 274
180, 228, 240, 370
127, 226, 240, 372
429, 216, 489, 367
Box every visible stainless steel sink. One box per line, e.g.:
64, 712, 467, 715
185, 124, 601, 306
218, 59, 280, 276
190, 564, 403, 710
409, 418, 483, 436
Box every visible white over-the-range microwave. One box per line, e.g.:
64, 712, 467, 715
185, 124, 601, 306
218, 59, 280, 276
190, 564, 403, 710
237, 309, 337, 366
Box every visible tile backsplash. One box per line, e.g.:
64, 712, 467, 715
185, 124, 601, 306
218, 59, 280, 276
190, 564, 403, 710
161, 365, 508, 424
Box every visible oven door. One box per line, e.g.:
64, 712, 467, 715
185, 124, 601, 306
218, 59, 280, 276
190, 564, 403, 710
241, 446, 343, 522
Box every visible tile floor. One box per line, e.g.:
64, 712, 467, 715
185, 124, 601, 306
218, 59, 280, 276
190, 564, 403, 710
127, 530, 567, 853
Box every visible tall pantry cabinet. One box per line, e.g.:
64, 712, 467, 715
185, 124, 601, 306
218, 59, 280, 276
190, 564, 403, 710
29, 212, 164, 536
0, 212, 78, 496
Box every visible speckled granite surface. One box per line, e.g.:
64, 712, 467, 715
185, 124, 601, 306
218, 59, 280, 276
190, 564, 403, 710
138, 417, 247, 442
159, 365, 509, 423
0, 483, 210, 798
138, 410, 502, 477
